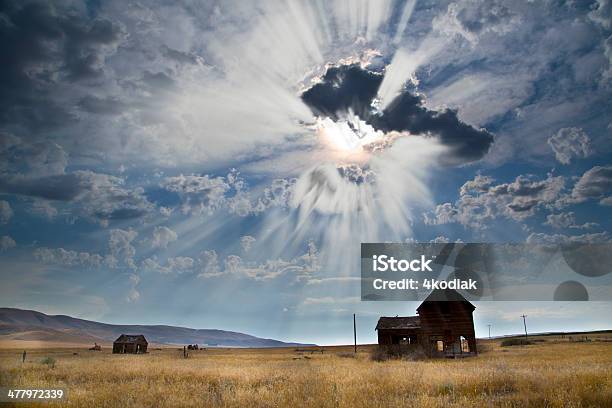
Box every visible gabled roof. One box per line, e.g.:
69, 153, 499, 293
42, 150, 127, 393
417, 289, 475, 312
376, 316, 420, 331
114, 334, 147, 343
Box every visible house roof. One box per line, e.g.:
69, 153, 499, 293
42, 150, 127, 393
114, 334, 148, 343
375, 316, 420, 330
417, 289, 475, 312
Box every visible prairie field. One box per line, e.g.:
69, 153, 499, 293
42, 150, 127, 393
1, 335, 611, 407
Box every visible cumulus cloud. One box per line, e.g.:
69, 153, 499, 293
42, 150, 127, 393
240, 236, 256, 252
567, 165, 612, 205
588, 0, 612, 30
151, 226, 178, 249
199, 241, 320, 281
432, 1, 521, 46
425, 173, 565, 228
547, 127, 592, 164
0, 235, 16, 251
160, 170, 295, 217
0, 200, 12, 224
526, 231, 610, 244
33, 247, 114, 268
0, 1, 125, 131
126, 274, 140, 303
544, 212, 598, 230
28, 200, 58, 219
0, 170, 153, 224
197, 250, 222, 278
301, 64, 494, 165
0, 132, 152, 224
108, 229, 138, 269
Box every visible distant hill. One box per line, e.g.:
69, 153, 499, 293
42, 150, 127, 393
0, 308, 313, 348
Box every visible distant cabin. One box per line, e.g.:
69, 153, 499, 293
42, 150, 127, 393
376, 289, 477, 358
112, 334, 148, 354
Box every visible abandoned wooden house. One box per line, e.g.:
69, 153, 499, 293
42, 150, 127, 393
112, 334, 148, 354
376, 289, 477, 358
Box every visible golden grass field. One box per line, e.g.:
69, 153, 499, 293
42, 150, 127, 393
1, 334, 611, 407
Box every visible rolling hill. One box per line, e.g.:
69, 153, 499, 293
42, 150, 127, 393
0, 308, 312, 348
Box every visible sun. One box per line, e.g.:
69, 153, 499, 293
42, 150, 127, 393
315, 109, 386, 161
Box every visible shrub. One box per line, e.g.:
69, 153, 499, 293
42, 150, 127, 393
402, 346, 427, 361
370, 345, 427, 361
370, 347, 389, 362
500, 338, 533, 347
336, 352, 356, 358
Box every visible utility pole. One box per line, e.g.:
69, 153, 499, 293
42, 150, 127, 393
487, 324, 492, 339
521, 314, 528, 340
353, 313, 357, 354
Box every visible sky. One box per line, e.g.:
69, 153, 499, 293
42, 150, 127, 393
0, 0, 611, 345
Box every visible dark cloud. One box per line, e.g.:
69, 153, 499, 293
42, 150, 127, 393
78, 95, 125, 115
0, 171, 153, 223
301, 64, 494, 164
301, 65, 382, 120
0, 173, 83, 201
0, 0, 123, 130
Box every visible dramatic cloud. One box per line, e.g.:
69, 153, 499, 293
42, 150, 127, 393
0, 170, 153, 224
0, 1, 124, 129
151, 226, 178, 249
589, 0, 612, 30
301, 64, 494, 165
547, 127, 592, 164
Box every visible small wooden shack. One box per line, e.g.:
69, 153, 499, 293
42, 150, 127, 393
376, 289, 477, 358
112, 334, 148, 354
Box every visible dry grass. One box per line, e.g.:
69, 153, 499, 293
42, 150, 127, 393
1, 339, 611, 407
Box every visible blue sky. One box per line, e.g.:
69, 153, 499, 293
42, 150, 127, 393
0, 0, 611, 345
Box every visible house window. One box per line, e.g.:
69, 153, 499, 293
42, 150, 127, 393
460, 336, 470, 352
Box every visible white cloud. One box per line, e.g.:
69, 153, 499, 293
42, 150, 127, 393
425, 173, 565, 229
160, 170, 295, 217
199, 241, 320, 281
151, 226, 178, 249
544, 212, 598, 230
526, 232, 610, 244
28, 200, 58, 219
33, 247, 114, 268
126, 287, 140, 303
547, 127, 592, 165
109, 229, 138, 269
561, 165, 612, 206
302, 296, 360, 305
240, 235, 256, 252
